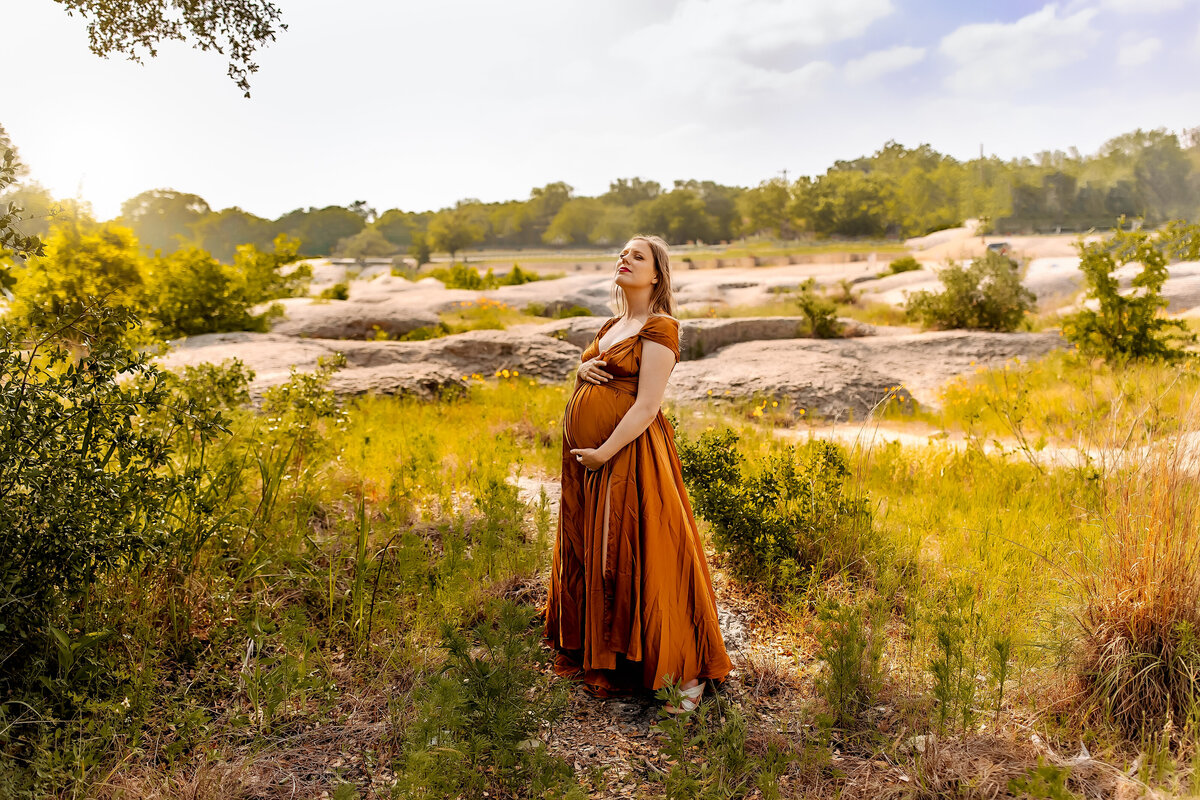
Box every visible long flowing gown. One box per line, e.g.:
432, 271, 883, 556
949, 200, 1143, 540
544, 313, 733, 695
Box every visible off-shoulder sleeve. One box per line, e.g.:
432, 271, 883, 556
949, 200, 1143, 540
639, 315, 680, 363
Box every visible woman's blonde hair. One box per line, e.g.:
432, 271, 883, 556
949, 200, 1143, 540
611, 234, 677, 318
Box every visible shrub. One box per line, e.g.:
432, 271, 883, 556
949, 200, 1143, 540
1060, 222, 1197, 361
143, 247, 283, 337
427, 262, 545, 291
904, 251, 1035, 331
883, 255, 921, 276
0, 304, 232, 671
676, 428, 874, 595
793, 277, 842, 338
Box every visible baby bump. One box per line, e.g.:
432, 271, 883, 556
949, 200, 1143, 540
564, 383, 636, 451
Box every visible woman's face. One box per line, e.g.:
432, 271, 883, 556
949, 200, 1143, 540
614, 239, 657, 291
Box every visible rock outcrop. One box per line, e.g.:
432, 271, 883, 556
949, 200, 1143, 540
666, 331, 1066, 418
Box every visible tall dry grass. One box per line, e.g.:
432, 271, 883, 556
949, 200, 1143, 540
1072, 402, 1200, 738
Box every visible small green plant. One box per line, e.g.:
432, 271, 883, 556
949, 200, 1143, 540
815, 595, 888, 728
904, 251, 1035, 331
394, 599, 581, 798
651, 677, 794, 799
791, 277, 842, 338
1060, 220, 1198, 361
929, 580, 982, 734
319, 281, 349, 300
1007, 757, 1077, 799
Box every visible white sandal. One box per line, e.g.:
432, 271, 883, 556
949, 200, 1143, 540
664, 681, 706, 714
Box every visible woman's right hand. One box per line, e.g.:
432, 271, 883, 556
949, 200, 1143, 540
577, 357, 613, 385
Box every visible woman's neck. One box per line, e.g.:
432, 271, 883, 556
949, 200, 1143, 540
622, 287, 653, 321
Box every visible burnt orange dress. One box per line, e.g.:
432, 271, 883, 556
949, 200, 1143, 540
544, 314, 733, 695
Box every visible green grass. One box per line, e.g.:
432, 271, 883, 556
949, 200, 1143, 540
892, 350, 1200, 446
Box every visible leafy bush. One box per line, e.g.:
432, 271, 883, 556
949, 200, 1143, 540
394, 599, 582, 798
1060, 222, 1197, 361
882, 255, 921, 276
792, 277, 842, 338
142, 247, 283, 337
676, 428, 874, 595
7, 225, 308, 340
0, 304, 232, 671
904, 251, 1036, 331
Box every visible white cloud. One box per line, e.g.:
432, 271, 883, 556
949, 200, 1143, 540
607, 0, 886, 105
844, 45, 927, 84
1102, 0, 1189, 12
939, 3, 1100, 93
623, 0, 895, 55
1117, 36, 1163, 66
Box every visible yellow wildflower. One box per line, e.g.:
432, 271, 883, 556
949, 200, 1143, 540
513, 369, 520, 376
771, 401, 778, 408
707, 389, 713, 396
501, 369, 511, 378
752, 407, 763, 418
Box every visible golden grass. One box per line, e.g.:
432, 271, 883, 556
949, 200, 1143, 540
1071, 404, 1200, 738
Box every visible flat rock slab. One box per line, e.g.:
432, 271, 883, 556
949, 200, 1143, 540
160, 325, 1066, 417
666, 330, 1066, 418
530, 315, 877, 357
159, 329, 582, 399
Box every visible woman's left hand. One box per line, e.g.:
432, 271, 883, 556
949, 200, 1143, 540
569, 448, 607, 470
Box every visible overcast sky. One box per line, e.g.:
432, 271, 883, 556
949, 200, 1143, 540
4, 0, 1199, 220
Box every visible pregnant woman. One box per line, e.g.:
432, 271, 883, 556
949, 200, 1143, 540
544, 234, 732, 712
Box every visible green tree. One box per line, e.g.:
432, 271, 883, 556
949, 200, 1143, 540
601, 177, 661, 207
736, 177, 793, 238
51, 0, 287, 96
374, 208, 427, 249
632, 189, 714, 244
809, 169, 894, 237
589, 204, 634, 246
408, 230, 432, 265
542, 197, 604, 245
674, 179, 742, 242
525, 182, 573, 242
233, 233, 308, 301
119, 188, 211, 255
276, 205, 365, 257
192, 206, 276, 262
427, 206, 486, 260
334, 227, 395, 258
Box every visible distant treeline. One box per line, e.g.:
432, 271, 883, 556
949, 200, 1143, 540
4, 126, 1199, 261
